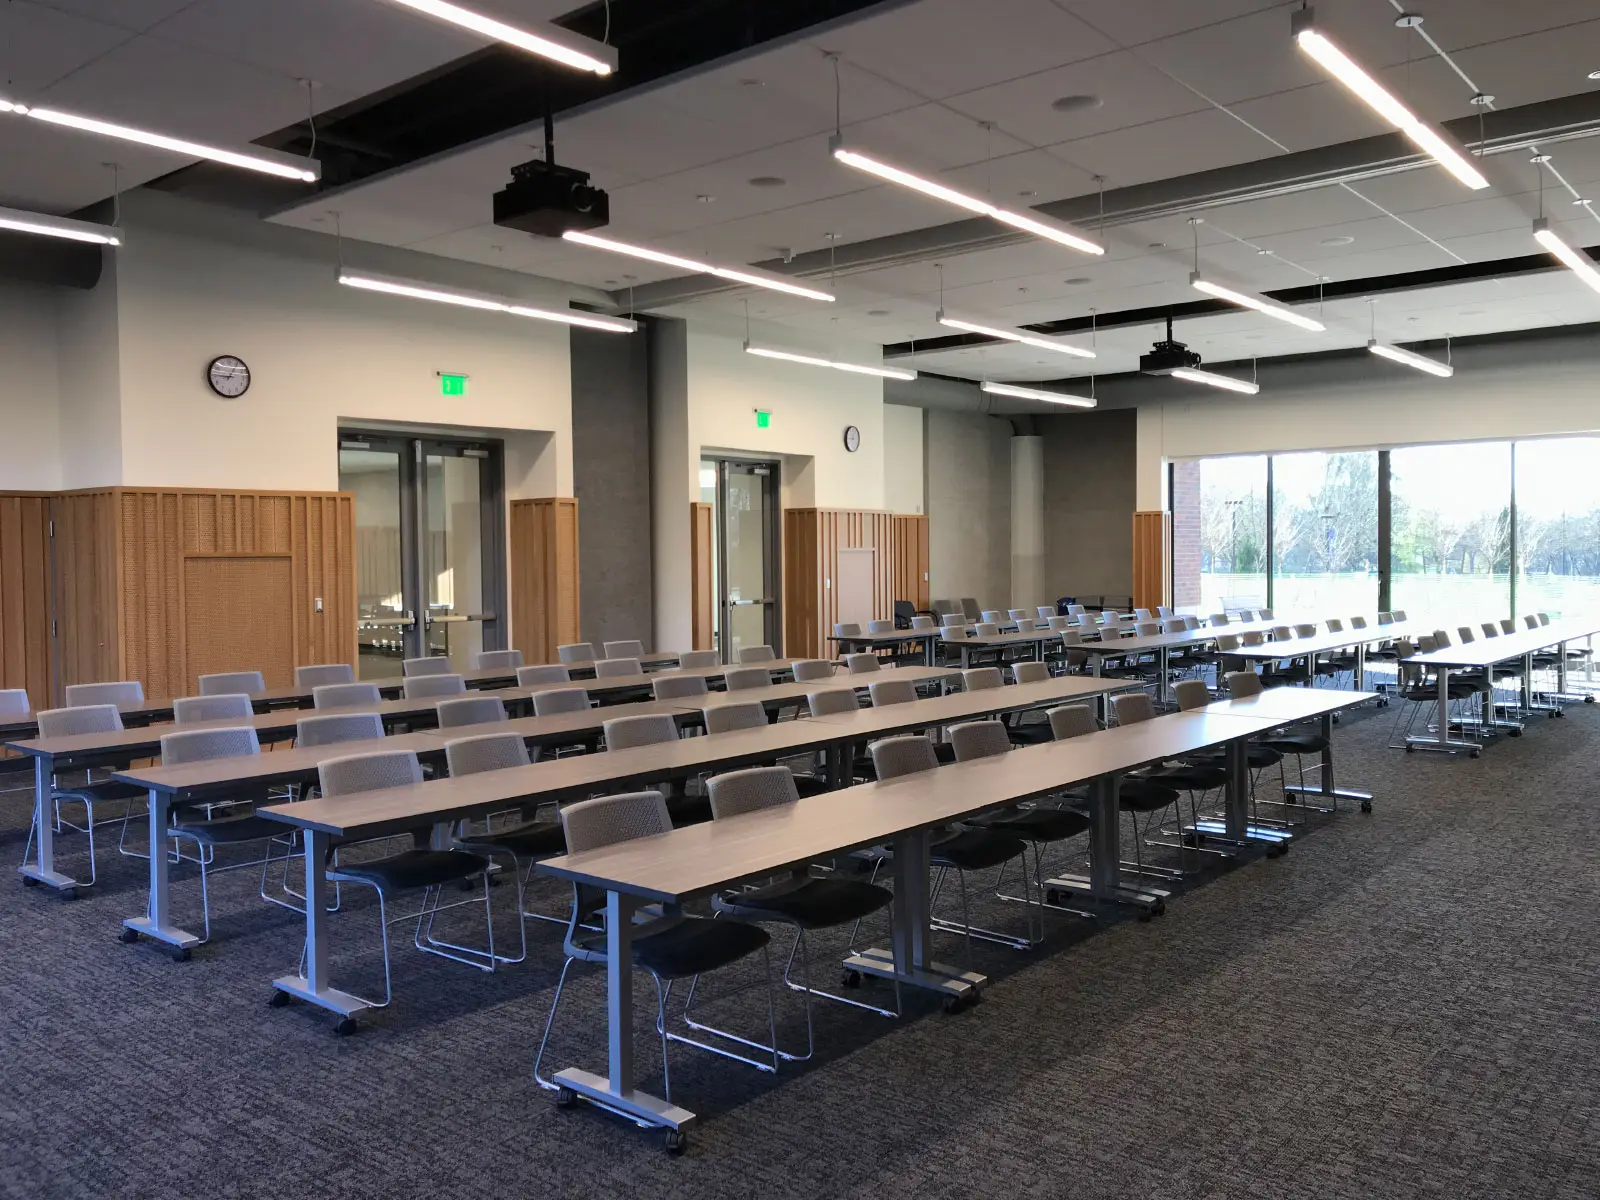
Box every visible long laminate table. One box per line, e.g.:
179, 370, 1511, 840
1221, 620, 1435, 690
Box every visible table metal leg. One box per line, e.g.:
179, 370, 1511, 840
1189, 735, 1292, 851
19, 754, 77, 891
122, 789, 202, 950
1044, 773, 1167, 914
1408, 665, 1477, 754
554, 889, 694, 1130
272, 828, 370, 1017
1284, 712, 1372, 810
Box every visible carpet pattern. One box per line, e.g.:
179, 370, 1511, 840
2, 698, 1598, 1199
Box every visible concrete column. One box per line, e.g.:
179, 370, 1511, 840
1011, 434, 1044, 608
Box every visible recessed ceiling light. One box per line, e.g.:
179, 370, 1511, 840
748, 175, 786, 188
696, 194, 716, 203
867, 309, 891, 316
1017, 189, 1037, 198
1064, 277, 1091, 285
1148, 242, 1166, 249
1320, 235, 1356, 246
1050, 94, 1103, 113
1588, 69, 1600, 80
739, 78, 765, 86
1459, 308, 1484, 315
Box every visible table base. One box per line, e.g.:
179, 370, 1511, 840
843, 946, 984, 999
552, 1067, 697, 1131
271, 973, 371, 1019
122, 915, 201, 950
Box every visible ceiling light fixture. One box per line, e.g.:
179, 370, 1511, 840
0, 204, 121, 246
938, 311, 1095, 358
1532, 217, 1600, 295
562, 230, 835, 302
375, 0, 616, 74
0, 98, 320, 181
1368, 339, 1453, 377
744, 342, 914, 380
830, 138, 1103, 256
1190, 273, 1325, 331
1170, 367, 1260, 395
1291, 8, 1488, 190
980, 381, 1095, 408
338, 270, 637, 332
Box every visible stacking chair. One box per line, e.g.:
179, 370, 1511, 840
296, 664, 354, 689
435, 694, 508, 729
65, 681, 145, 709
535, 790, 778, 1143
1037, 606, 1056, 621
959, 598, 981, 622
173, 693, 254, 725
1170, 678, 1282, 848
533, 688, 591, 717
1004, 609, 1025, 622
974, 622, 1001, 637
807, 689, 859, 717
738, 645, 777, 664
403, 674, 466, 700
1067, 604, 1087, 617
791, 659, 835, 683
1226, 670, 1336, 813
909, 615, 935, 632
1048, 616, 1073, 632
557, 643, 596, 664
962, 667, 1004, 692
868, 678, 918, 707
724, 666, 772, 691
844, 653, 882, 675
867, 619, 895, 635
314, 682, 382, 710
314, 750, 496, 1008
604, 640, 645, 659
473, 649, 524, 671
517, 664, 571, 686
198, 671, 264, 697
653, 674, 710, 701
603, 714, 705, 825
1111, 692, 1220, 874
980, 610, 1003, 624
677, 650, 719, 669
1014, 618, 1038, 633
1134, 608, 1153, 621
1209, 613, 1230, 627
833, 622, 862, 639
402, 657, 452, 678
296, 712, 384, 747
703, 701, 768, 734
940, 613, 965, 628
1004, 661, 1055, 744
28, 704, 148, 885
592, 657, 641, 679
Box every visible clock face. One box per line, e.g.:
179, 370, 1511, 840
844, 425, 861, 453
207, 355, 251, 398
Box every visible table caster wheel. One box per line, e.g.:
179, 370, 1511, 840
664, 1129, 687, 1156
119, 928, 140, 944
1470, 750, 1481, 758
1045, 889, 1061, 905
555, 1086, 577, 1109
1508, 728, 1521, 737
22, 876, 38, 888
1405, 745, 1415, 753
1360, 800, 1373, 813
334, 1017, 358, 1037
171, 947, 191, 962
1585, 695, 1595, 704
268, 991, 291, 1008
841, 969, 862, 989
942, 994, 967, 1014
1138, 910, 1154, 923
60, 887, 78, 902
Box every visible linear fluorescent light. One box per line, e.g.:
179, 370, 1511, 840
0, 99, 319, 182
377, 0, 616, 74
938, 312, 1094, 358
562, 230, 834, 302
1368, 339, 1453, 377
0, 204, 120, 246
1191, 273, 1325, 332
1292, 9, 1488, 191
1533, 217, 1600, 295
744, 343, 915, 380
981, 381, 1095, 408
831, 137, 1103, 257
1171, 367, 1259, 395
338, 270, 637, 332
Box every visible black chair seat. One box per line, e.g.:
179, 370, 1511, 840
1398, 685, 1479, 703
1153, 763, 1228, 791
932, 827, 1025, 872
792, 775, 833, 797
1188, 743, 1283, 770
1118, 778, 1180, 813
169, 812, 285, 845
333, 848, 489, 890
981, 806, 1090, 843
666, 796, 714, 827
933, 742, 957, 764
55, 780, 147, 804
472, 819, 566, 858
721, 877, 891, 928
1006, 721, 1055, 746
1261, 733, 1329, 756
625, 914, 771, 980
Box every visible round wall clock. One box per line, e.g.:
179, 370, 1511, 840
207, 355, 251, 398
843, 425, 861, 452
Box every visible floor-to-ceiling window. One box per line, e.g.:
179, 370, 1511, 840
1187, 456, 1268, 615
1513, 437, 1600, 618
1388, 441, 1511, 621
1270, 450, 1380, 615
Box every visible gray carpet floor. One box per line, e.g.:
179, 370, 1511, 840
3, 697, 1599, 1199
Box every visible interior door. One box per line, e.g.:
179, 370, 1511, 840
339, 435, 416, 679
419, 441, 501, 672
718, 460, 779, 661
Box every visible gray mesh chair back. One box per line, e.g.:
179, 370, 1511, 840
703, 702, 768, 735
1135, 622, 1160, 636
1068, 604, 1086, 616
198, 671, 264, 696
807, 689, 859, 717
791, 659, 835, 683
868, 679, 917, 707
1049, 704, 1095, 740
677, 650, 720, 669
1134, 608, 1153, 620
1008, 609, 1028, 621
173, 694, 253, 725
724, 666, 772, 691
297, 712, 384, 747
38, 704, 123, 737
562, 791, 671, 854
1294, 624, 1317, 637
1432, 629, 1454, 648
1184, 616, 1203, 630
910, 616, 935, 632
603, 714, 679, 751
975, 622, 1001, 637
738, 645, 777, 664
0, 688, 29, 716
1457, 626, 1476, 644
474, 649, 524, 670
296, 663, 354, 689
1012, 661, 1048, 684
963, 667, 1004, 691
940, 613, 964, 628
1037, 606, 1056, 620
1161, 619, 1185, 633
314, 682, 382, 710
949, 720, 1009, 762
1113, 692, 1156, 725
1525, 614, 1541, 629
1391, 609, 1407, 621
1216, 634, 1241, 652
1418, 635, 1438, 653
593, 657, 641, 679
833, 623, 862, 637
436, 694, 508, 728
1351, 615, 1368, 629
869, 735, 938, 779
1500, 618, 1516, 634
402, 657, 452, 677
980, 610, 1002, 623
1226, 670, 1264, 698
403, 674, 467, 699
706, 766, 798, 819
1326, 619, 1345, 633
959, 598, 981, 621
161, 726, 260, 765
517, 664, 572, 686
1377, 612, 1394, 625
1272, 625, 1293, 640
1482, 622, 1500, 638
1157, 606, 1174, 619
557, 643, 596, 664
1241, 631, 1266, 646
533, 688, 592, 716
844, 653, 881, 674
1173, 680, 1211, 712
65, 681, 144, 708
653, 673, 709, 701
941, 627, 967, 644
445, 732, 530, 776
1061, 629, 1083, 646
1048, 616, 1072, 632
318, 749, 424, 798
1015, 618, 1038, 633
1259, 608, 1275, 619
604, 640, 646, 659
1209, 613, 1230, 626
867, 619, 895, 634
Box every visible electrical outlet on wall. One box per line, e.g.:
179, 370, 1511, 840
314, 597, 323, 613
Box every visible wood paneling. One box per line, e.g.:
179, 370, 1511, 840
510, 497, 580, 664
783, 509, 903, 660
1132, 510, 1172, 612
53, 491, 118, 699
891, 514, 930, 612
0, 494, 52, 709
690, 501, 713, 651
183, 556, 296, 688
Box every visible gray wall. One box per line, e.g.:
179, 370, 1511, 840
1040, 409, 1137, 602
571, 323, 653, 648
926, 410, 1012, 611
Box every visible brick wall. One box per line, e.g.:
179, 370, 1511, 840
1172, 460, 1202, 606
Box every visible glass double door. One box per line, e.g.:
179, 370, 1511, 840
701, 458, 780, 661
339, 432, 505, 679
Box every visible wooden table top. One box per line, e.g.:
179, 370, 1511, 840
112, 732, 452, 799
1408, 619, 1600, 669
1199, 688, 1378, 723
696, 664, 961, 709
1222, 621, 1432, 660
415, 699, 701, 745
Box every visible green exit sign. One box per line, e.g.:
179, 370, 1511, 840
755, 409, 771, 428
438, 372, 468, 396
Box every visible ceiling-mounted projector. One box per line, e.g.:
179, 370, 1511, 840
493, 157, 609, 238
1139, 315, 1204, 375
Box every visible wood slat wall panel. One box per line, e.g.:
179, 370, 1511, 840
1132, 510, 1172, 612
0, 495, 53, 709
509, 498, 580, 664
53, 491, 118, 698
891, 514, 930, 612
782, 508, 906, 660
690, 502, 713, 652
